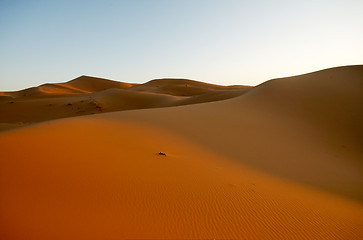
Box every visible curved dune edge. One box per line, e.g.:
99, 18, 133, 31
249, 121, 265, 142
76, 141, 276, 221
0, 117, 362, 240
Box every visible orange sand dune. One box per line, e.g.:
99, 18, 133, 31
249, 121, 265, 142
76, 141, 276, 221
0, 65, 362, 239
0, 118, 362, 240
0, 77, 250, 130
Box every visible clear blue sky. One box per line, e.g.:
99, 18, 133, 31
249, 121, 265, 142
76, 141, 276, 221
1, 0, 362, 91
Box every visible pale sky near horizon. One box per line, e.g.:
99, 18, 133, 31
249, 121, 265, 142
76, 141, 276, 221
0, 0, 362, 91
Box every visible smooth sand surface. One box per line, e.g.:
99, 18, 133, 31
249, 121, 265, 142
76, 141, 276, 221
0, 65, 362, 239
1, 118, 362, 240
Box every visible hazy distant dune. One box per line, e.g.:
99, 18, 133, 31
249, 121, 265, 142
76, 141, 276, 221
127, 78, 248, 96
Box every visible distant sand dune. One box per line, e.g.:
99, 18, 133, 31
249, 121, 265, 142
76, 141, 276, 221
0, 76, 135, 99
0, 76, 250, 129
66, 75, 136, 92
127, 78, 249, 96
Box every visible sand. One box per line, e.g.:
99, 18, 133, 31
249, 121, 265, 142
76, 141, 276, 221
0, 65, 362, 239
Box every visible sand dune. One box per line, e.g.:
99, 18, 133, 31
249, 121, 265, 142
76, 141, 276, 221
66, 75, 136, 92
240, 65, 363, 153
0, 65, 362, 239
127, 78, 249, 96
104, 65, 363, 201
0, 89, 180, 125
0, 76, 135, 99
0, 77, 250, 129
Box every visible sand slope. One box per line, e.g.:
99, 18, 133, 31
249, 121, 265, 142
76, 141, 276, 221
0, 118, 362, 240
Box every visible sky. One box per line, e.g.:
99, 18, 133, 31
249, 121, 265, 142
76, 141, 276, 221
0, 0, 362, 91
